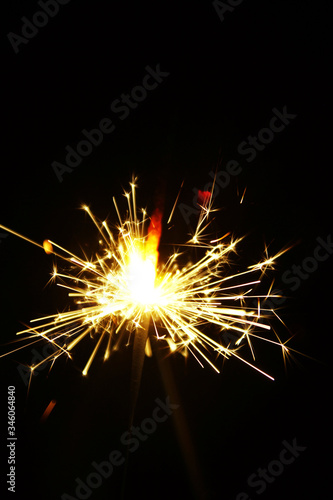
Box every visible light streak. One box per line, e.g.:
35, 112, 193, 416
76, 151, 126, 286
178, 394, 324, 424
40, 399, 57, 423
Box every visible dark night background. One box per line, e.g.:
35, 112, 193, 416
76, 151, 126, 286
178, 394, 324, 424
1, 1, 332, 499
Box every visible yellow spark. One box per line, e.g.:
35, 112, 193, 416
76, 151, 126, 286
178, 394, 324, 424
240, 186, 247, 204
167, 180, 184, 224
43, 239, 53, 254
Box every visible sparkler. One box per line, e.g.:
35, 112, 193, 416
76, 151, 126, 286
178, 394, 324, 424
0, 177, 291, 386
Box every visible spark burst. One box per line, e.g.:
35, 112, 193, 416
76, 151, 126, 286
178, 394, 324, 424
1, 178, 290, 382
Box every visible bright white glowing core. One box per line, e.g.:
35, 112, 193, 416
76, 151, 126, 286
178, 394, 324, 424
127, 252, 158, 305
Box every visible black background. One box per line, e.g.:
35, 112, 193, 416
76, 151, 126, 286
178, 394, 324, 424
1, 1, 332, 499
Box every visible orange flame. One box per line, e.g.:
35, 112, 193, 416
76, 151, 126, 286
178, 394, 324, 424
146, 208, 163, 269
126, 208, 163, 305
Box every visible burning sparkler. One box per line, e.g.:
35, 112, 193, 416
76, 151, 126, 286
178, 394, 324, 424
0, 176, 291, 384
